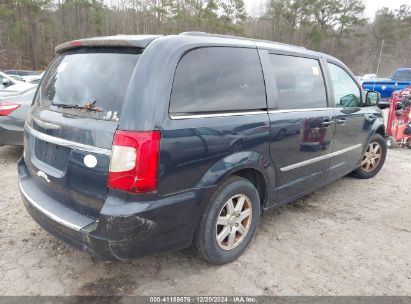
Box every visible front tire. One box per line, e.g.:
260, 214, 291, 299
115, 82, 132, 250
194, 176, 260, 264
351, 133, 387, 179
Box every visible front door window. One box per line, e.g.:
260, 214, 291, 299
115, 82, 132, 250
328, 63, 361, 108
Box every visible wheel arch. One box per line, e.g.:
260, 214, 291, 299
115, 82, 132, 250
196, 151, 276, 209
375, 125, 385, 138
231, 168, 267, 209
362, 119, 386, 155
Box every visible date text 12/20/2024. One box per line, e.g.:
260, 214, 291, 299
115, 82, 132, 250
149, 297, 257, 303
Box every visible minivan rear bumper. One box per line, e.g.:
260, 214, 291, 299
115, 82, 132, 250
18, 157, 213, 260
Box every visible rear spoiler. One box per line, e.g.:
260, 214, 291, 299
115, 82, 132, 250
55, 35, 161, 53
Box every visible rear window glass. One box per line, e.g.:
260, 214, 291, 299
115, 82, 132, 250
269, 54, 327, 110
169, 47, 266, 114
37, 47, 141, 120
392, 69, 411, 81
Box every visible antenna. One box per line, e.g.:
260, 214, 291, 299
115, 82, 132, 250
376, 39, 384, 77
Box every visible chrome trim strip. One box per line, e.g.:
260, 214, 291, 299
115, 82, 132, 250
19, 181, 83, 231
25, 124, 111, 156
331, 144, 362, 157
280, 144, 362, 172
268, 108, 330, 114
170, 110, 267, 120
32, 118, 61, 130
170, 108, 333, 119
280, 154, 331, 172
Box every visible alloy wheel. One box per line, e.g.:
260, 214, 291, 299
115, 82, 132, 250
361, 142, 382, 172
215, 194, 252, 250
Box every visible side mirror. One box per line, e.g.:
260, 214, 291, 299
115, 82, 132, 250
2, 78, 11, 87
365, 90, 381, 106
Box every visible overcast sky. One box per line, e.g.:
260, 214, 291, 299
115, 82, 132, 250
244, 0, 409, 20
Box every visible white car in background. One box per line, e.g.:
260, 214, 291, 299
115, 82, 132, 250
0, 71, 37, 97
22, 73, 43, 84
7, 73, 43, 85
356, 73, 378, 84
363, 73, 377, 79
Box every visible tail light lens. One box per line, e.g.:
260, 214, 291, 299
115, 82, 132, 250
108, 130, 161, 193
0, 102, 20, 116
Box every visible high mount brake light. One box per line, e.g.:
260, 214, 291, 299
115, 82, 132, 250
108, 130, 161, 193
0, 102, 20, 116
70, 41, 82, 47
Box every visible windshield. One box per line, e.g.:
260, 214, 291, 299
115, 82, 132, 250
392, 69, 411, 81
37, 47, 141, 120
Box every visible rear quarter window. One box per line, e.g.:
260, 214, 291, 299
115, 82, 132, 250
169, 47, 266, 114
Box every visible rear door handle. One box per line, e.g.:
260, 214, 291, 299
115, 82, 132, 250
337, 118, 346, 125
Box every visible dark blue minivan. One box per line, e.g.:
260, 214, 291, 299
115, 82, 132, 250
18, 33, 387, 264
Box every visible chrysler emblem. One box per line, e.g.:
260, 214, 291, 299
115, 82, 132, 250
36, 171, 50, 183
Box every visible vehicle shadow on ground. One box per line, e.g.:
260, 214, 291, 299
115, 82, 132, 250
0, 146, 23, 163
74, 247, 210, 295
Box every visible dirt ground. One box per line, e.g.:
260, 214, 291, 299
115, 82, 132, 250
0, 145, 410, 296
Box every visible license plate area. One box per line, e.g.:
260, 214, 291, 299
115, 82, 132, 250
33, 138, 70, 173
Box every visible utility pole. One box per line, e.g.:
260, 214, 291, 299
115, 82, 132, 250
376, 39, 384, 77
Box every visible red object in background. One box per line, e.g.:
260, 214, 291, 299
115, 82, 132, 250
0, 102, 20, 116
386, 86, 411, 148
299, 117, 329, 151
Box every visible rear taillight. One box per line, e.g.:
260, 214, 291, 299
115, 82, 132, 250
0, 102, 20, 116
108, 130, 161, 193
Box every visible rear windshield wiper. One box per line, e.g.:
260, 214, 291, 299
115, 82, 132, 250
51, 100, 102, 112
51, 102, 83, 109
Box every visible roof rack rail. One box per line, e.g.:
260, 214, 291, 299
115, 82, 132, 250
179, 31, 306, 49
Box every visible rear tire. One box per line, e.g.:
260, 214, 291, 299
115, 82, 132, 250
386, 136, 396, 149
351, 133, 387, 179
194, 176, 260, 264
